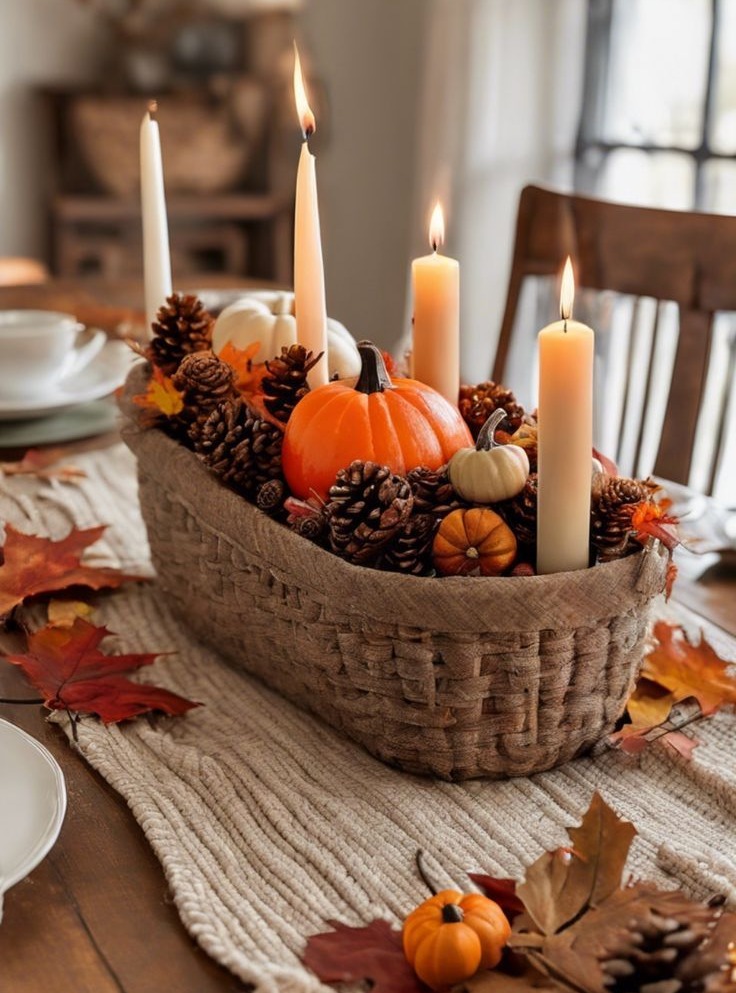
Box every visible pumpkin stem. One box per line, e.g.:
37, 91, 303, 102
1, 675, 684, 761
441, 903, 464, 924
415, 849, 439, 896
355, 341, 393, 394
475, 408, 507, 452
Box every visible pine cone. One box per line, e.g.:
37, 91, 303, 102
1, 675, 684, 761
407, 465, 465, 519
148, 293, 213, 375
256, 478, 287, 518
194, 397, 283, 498
326, 461, 413, 567
498, 473, 537, 549
600, 887, 719, 993
459, 381, 525, 439
291, 513, 328, 544
261, 345, 321, 424
591, 474, 655, 559
383, 513, 438, 575
172, 350, 240, 438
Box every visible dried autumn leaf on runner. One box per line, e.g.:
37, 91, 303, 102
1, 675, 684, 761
611, 621, 736, 758
4, 619, 198, 723
643, 620, 736, 715
519, 883, 726, 993
0, 525, 142, 622
133, 364, 184, 424
0, 447, 86, 483
302, 919, 424, 993
515, 792, 636, 936
467, 875, 526, 921
47, 599, 96, 628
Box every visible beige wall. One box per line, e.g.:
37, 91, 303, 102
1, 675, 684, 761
299, 0, 428, 350
0, 0, 424, 352
0, 0, 108, 258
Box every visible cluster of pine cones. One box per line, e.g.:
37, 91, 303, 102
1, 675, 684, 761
145, 294, 663, 574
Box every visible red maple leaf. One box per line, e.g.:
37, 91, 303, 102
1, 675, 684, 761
467, 874, 526, 921
5, 619, 198, 723
0, 525, 143, 622
302, 919, 425, 993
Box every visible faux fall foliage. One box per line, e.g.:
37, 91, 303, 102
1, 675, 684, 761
6, 619, 198, 724
302, 794, 736, 993
0, 524, 198, 727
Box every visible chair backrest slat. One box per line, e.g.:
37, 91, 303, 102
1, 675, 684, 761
494, 185, 736, 492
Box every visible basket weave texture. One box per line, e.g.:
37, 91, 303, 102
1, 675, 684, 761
120, 365, 668, 780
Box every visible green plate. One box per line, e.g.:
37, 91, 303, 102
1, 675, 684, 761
0, 399, 119, 447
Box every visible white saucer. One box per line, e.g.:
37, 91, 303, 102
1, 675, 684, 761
0, 339, 136, 421
0, 718, 67, 896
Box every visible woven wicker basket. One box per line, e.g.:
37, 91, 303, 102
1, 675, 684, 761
120, 366, 668, 780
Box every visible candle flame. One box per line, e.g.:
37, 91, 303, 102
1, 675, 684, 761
293, 43, 316, 138
560, 256, 575, 321
429, 201, 444, 252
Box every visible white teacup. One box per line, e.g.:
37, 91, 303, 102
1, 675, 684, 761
0, 311, 106, 402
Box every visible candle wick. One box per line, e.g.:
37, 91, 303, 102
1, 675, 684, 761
431, 241, 438, 253
303, 124, 314, 141
563, 318, 568, 333
148, 99, 158, 120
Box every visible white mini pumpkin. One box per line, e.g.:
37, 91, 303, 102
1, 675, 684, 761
212, 290, 361, 380
449, 408, 530, 504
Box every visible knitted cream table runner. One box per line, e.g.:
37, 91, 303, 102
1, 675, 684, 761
1, 444, 734, 993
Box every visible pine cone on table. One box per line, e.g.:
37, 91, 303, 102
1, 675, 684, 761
458, 381, 525, 439
148, 293, 214, 376
172, 350, 240, 440
591, 474, 657, 560
407, 465, 466, 519
498, 472, 537, 549
599, 887, 721, 993
193, 396, 283, 498
261, 345, 321, 424
326, 460, 414, 567
383, 513, 438, 576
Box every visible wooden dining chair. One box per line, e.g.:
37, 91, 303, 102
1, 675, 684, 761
493, 185, 736, 495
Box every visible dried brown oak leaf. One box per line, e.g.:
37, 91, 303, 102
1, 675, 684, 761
515, 792, 636, 937
0, 525, 143, 622
302, 919, 425, 993
516, 884, 726, 993
5, 619, 198, 724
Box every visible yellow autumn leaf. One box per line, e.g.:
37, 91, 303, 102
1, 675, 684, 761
133, 366, 184, 417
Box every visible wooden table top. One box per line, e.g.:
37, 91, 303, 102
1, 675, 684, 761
0, 280, 733, 992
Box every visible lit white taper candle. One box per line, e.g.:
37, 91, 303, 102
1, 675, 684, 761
537, 257, 594, 574
411, 202, 460, 405
140, 101, 172, 336
293, 45, 329, 387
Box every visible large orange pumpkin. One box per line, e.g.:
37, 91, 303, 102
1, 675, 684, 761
403, 889, 511, 989
281, 341, 472, 501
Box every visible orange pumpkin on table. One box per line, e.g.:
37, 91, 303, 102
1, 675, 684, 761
281, 340, 472, 501
403, 889, 511, 989
433, 508, 517, 576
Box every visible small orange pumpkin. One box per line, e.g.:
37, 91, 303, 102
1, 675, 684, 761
281, 340, 472, 500
433, 508, 516, 576
403, 889, 511, 989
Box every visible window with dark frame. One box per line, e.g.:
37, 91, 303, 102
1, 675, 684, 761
575, 0, 736, 214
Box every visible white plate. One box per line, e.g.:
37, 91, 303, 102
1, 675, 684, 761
0, 718, 66, 894
0, 339, 136, 421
